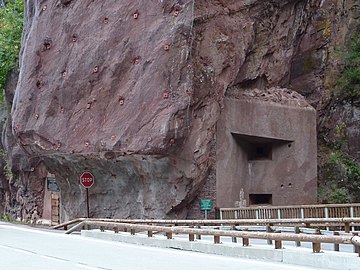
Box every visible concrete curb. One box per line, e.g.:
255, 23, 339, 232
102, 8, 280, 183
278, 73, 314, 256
81, 230, 359, 270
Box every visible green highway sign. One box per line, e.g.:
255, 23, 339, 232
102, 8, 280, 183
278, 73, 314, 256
199, 199, 213, 211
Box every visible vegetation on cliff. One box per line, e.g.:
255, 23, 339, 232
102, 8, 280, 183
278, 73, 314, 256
319, 34, 360, 204
335, 35, 360, 100
0, 0, 23, 101
320, 123, 360, 203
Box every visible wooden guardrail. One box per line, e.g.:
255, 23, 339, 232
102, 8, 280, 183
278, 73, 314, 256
65, 220, 360, 254
53, 217, 360, 232
219, 203, 360, 220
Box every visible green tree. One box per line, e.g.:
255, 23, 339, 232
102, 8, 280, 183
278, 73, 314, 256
0, 0, 24, 101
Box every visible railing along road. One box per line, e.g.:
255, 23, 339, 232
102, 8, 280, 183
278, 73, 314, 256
219, 203, 360, 220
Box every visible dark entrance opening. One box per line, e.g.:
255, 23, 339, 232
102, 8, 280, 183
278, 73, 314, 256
249, 194, 272, 205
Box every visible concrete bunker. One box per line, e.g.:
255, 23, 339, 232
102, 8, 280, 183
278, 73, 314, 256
216, 88, 317, 208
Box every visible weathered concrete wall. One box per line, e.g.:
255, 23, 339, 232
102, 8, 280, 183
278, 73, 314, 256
216, 89, 317, 207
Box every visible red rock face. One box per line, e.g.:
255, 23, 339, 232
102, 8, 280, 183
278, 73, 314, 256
14, 0, 194, 155
11, 0, 203, 219
5, 0, 359, 220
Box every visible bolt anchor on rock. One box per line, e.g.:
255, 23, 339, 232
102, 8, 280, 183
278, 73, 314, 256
163, 91, 169, 99
163, 43, 170, 51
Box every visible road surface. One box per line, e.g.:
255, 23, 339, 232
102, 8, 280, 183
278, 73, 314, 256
0, 222, 322, 270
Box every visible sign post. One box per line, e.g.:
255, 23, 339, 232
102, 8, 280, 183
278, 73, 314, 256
199, 199, 213, 219
80, 172, 94, 218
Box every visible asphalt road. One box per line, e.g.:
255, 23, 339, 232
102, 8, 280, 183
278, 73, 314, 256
0, 222, 322, 270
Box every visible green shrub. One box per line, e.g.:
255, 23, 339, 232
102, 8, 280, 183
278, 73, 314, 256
0, 0, 24, 101
0, 213, 12, 222
322, 149, 360, 202
335, 35, 360, 99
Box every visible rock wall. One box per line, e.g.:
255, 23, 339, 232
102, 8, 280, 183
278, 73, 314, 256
1, 0, 359, 221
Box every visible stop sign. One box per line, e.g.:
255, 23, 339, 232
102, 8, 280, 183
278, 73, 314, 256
80, 172, 94, 188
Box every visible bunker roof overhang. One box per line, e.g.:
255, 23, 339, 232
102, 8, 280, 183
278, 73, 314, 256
231, 133, 293, 144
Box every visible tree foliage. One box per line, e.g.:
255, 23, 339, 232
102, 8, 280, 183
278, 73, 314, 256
0, 0, 24, 101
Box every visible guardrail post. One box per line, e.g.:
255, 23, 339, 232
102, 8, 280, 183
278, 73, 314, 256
113, 226, 119, 234
100, 226, 105, 232
130, 228, 135, 235
266, 224, 273, 245
255, 210, 259, 220
166, 225, 173, 239
196, 225, 201, 240
214, 227, 220, 244
148, 223, 153, 237
219, 211, 223, 220
352, 232, 359, 255
334, 231, 340, 251
123, 227, 127, 233
301, 208, 305, 219
242, 228, 249, 246
64, 225, 68, 230
275, 231, 282, 249
188, 225, 194, 241
294, 226, 301, 247
232, 225, 237, 243
312, 229, 321, 253
345, 222, 350, 233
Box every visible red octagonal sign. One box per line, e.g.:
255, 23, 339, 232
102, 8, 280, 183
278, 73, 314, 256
80, 172, 94, 188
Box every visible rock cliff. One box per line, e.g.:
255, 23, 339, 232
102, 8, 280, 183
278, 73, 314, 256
1, 0, 359, 221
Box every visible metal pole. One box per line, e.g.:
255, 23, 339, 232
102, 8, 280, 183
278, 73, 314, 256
86, 188, 90, 218
350, 206, 354, 231
325, 207, 329, 231
205, 210, 208, 220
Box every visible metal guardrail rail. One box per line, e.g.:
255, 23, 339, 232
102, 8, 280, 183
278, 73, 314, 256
65, 220, 360, 255
219, 203, 360, 220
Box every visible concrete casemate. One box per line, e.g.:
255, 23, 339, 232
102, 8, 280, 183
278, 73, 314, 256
216, 89, 317, 208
